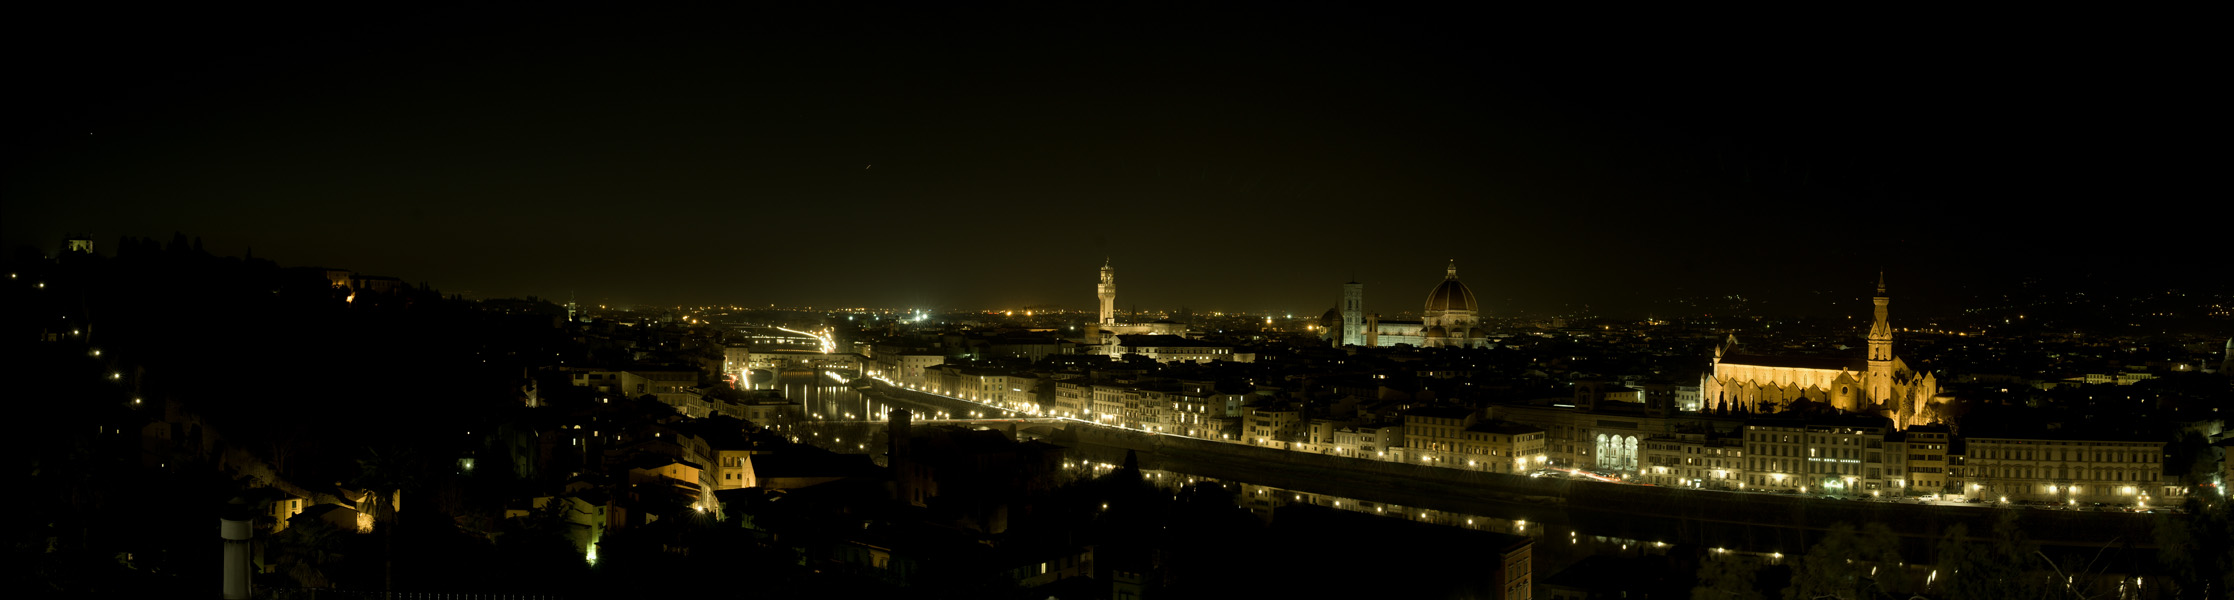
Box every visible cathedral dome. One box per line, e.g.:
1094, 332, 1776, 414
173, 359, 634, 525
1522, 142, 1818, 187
1424, 326, 1448, 338
1424, 260, 1479, 314
1319, 307, 1341, 330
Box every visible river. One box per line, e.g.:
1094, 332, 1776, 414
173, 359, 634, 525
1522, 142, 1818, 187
766, 373, 1684, 574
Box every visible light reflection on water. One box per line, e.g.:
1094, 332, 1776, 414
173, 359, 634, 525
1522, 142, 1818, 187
773, 375, 1773, 572
1060, 456, 1685, 568
778, 375, 893, 465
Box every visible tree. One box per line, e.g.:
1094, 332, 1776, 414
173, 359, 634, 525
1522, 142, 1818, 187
2163, 430, 2219, 493
1853, 523, 1913, 596
1784, 522, 1912, 600
1929, 523, 1988, 600
266, 518, 350, 589
353, 444, 430, 596
2156, 497, 2234, 599
1930, 510, 2053, 600
1783, 398, 1818, 415
1693, 551, 1764, 600
491, 504, 592, 594
1783, 523, 1866, 599
1920, 400, 1958, 426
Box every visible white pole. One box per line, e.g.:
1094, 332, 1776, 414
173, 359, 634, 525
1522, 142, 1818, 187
221, 498, 252, 599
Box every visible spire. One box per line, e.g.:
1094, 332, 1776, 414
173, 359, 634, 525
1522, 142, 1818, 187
1446, 259, 1458, 279
1865, 271, 1895, 408
1868, 271, 1893, 356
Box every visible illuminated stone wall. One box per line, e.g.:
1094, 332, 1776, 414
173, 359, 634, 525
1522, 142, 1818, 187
1963, 437, 2176, 504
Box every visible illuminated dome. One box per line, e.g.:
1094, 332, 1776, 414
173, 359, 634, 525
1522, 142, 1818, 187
1425, 326, 1448, 338
1424, 260, 1479, 314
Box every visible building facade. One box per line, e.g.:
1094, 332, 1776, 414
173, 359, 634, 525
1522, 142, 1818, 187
1322, 261, 1494, 349
1109, 334, 1242, 364
1403, 407, 1547, 473
1903, 427, 1953, 495
1640, 433, 1745, 490
1702, 276, 1940, 427
1963, 436, 2175, 504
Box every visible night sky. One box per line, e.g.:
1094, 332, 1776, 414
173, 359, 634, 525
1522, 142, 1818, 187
5, 7, 2215, 316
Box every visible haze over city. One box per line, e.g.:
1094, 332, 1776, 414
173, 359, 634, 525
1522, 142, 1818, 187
6, 7, 2216, 316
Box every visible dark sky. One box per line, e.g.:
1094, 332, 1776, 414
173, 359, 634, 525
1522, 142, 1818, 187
5, 7, 2215, 317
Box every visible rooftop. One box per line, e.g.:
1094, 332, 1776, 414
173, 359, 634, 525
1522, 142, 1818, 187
1720, 353, 1867, 371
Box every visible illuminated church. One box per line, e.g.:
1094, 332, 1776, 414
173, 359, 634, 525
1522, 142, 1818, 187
1701, 275, 1939, 427
1321, 260, 1492, 349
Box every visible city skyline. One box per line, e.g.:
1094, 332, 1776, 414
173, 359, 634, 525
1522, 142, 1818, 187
13, 222, 2226, 598
34, 239, 2234, 328
11, 7, 2229, 598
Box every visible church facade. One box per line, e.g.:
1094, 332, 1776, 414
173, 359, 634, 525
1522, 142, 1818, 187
1322, 260, 1493, 349
1701, 276, 1939, 427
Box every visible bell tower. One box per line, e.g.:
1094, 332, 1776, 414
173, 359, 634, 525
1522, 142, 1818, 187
1865, 273, 1895, 411
1340, 281, 1364, 346
1097, 259, 1116, 326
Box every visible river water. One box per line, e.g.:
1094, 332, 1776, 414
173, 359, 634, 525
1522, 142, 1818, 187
766, 374, 1682, 574
759, 373, 2175, 595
